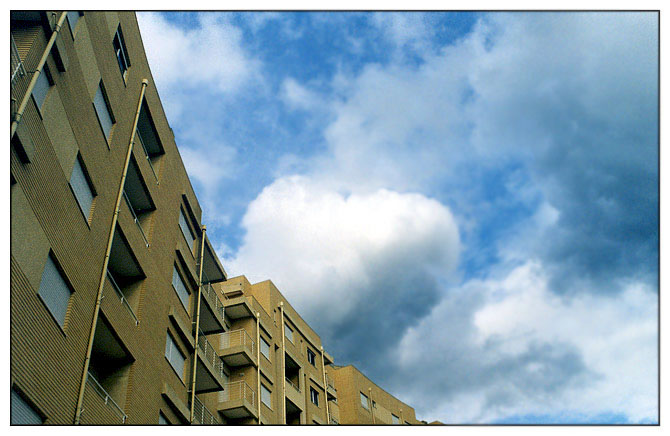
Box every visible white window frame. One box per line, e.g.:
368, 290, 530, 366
310, 387, 319, 406
360, 392, 369, 410
307, 348, 316, 366
260, 336, 271, 361
165, 331, 186, 381
113, 25, 130, 78
261, 384, 272, 409
285, 323, 294, 343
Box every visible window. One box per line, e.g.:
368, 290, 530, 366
67, 11, 80, 36
171, 266, 190, 311
360, 392, 369, 410
261, 384, 272, 408
178, 208, 195, 251
372, 400, 377, 409
165, 332, 186, 381
285, 323, 294, 343
158, 412, 170, 425
307, 348, 316, 366
260, 336, 271, 361
37, 254, 72, 328
310, 387, 319, 406
32, 65, 52, 112
113, 25, 130, 78
93, 81, 114, 141
11, 389, 43, 425
70, 155, 94, 220
392, 414, 400, 425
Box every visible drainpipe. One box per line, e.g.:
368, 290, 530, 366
74, 78, 148, 425
369, 387, 375, 424
189, 225, 207, 423
11, 11, 67, 138
256, 311, 261, 424
320, 346, 329, 424
280, 301, 286, 424
400, 408, 404, 425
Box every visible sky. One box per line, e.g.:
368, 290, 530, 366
136, 11, 659, 424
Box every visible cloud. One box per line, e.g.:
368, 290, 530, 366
137, 13, 261, 100
227, 175, 460, 361
392, 261, 657, 423
280, 77, 323, 111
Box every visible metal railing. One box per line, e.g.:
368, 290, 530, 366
219, 329, 255, 356
201, 281, 225, 324
285, 377, 301, 393
11, 34, 26, 87
191, 395, 218, 425
122, 190, 149, 247
135, 129, 159, 184
106, 270, 139, 326
197, 329, 226, 381
326, 374, 336, 390
329, 413, 339, 425
219, 381, 256, 410
86, 371, 127, 423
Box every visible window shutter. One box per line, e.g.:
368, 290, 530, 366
70, 157, 93, 218
11, 389, 43, 425
171, 266, 190, 310
94, 84, 113, 139
38, 255, 72, 327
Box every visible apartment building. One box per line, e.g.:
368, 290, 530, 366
328, 365, 420, 425
10, 10, 229, 425
193, 276, 337, 425
10, 10, 425, 426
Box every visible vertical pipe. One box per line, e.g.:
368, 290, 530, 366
320, 346, 329, 424
11, 11, 67, 138
280, 301, 286, 424
74, 79, 148, 425
400, 408, 404, 425
256, 311, 261, 424
189, 225, 207, 423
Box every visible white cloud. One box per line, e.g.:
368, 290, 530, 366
137, 13, 261, 99
395, 261, 657, 423
227, 175, 460, 328
280, 77, 322, 111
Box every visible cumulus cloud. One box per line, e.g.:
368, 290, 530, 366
280, 77, 323, 111
392, 261, 657, 423
227, 176, 460, 361
137, 13, 261, 99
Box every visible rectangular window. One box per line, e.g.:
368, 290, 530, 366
310, 387, 319, 406
70, 155, 94, 220
261, 384, 272, 408
165, 332, 186, 381
307, 348, 316, 366
32, 65, 52, 111
113, 25, 130, 78
171, 266, 190, 311
285, 323, 294, 343
11, 389, 43, 425
392, 414, 400, 425
360, 392, 369, 410
38, 254, 72, 327
260, 336, 271, 361
93, 81, 114, 141
67, 11, 80, 36
178, 208, 195, 251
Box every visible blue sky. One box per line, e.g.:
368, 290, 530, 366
137, 12, 658, 424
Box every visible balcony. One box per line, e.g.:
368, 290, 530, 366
135, 100, 165, 184
325, 375, 337, 401
106, 270, 139, 326
218, 381, 258, 420
79, 371, 127, 425
222, 295, 254, 320
122, 190, 149, 247
194, 330, 227, 394
122, 156, 155, 248
191, 395, 219, 425
198, 274, 226, 334
218, 329, 256, 367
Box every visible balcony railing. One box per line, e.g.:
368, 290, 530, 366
106, 270, 139, 326
197, 329, 226, 380
11, 34, 26, 88
329, 413, 339, 425
219, 381, 256, 409
122, 190, 149, 247
86, 371, 127, 423
192, 395, 218, 425
285, 377, 301, 393
219, 329, 255, 356
135, 129, 159, 184
201, 280, 225, 323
